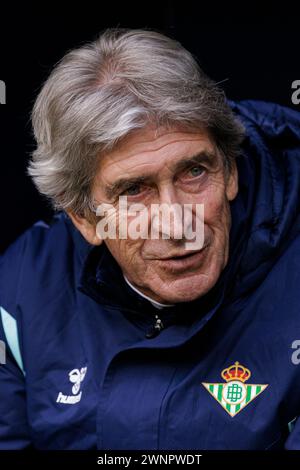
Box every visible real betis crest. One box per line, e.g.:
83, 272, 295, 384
202, 362, 268, 417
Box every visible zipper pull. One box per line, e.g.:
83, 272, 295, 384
145, 314, 164, 339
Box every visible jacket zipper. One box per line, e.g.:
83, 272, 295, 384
145, 314, 164, 339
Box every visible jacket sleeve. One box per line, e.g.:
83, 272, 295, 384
0, 241, 32, 449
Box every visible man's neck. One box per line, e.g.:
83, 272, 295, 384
123, 275, 175, 310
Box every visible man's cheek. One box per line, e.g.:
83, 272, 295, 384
198, 178, 226, 203
202, 200, 231, 246
200, 192, 226, 222
119, 240, 145, 268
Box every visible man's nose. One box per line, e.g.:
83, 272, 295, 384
151, 186, 185, 241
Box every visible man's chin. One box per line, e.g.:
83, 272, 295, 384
149, 272, 219, 304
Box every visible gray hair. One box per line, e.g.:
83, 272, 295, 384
28, 28, 245, 220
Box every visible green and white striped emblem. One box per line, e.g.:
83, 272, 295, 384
202, 362, 268, 417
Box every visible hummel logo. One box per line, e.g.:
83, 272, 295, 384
56, 367, 87, 405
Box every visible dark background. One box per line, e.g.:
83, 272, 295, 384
0, 1, 299, 253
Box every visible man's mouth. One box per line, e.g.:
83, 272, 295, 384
160, 250, 203, 260
155, 245, 209, 271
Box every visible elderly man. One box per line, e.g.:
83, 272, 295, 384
0, 28, 300, 450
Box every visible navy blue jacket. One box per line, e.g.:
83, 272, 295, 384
1, 101, 300, 450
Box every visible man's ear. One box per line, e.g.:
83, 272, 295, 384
225, 161, 238, 201
66, 211, 102, 246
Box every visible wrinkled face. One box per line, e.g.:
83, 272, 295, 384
91, 126, 238, 304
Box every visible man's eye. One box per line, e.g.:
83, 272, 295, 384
189, 166, 204, 177
122, 184, 141, 196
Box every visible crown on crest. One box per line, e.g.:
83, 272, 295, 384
221, 361, 251, 383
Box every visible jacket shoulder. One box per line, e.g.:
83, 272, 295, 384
230, 99, 300, 137
0, 212, 88, 315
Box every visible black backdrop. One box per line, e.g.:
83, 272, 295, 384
0, 1, 299, 253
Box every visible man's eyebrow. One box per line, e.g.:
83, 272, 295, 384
104, 176, 150, 200
104, 150, 218, 199
172, 150, 218, 173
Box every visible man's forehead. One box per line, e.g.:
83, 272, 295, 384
113, 125, 211, 150
98, 126, 216, 173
